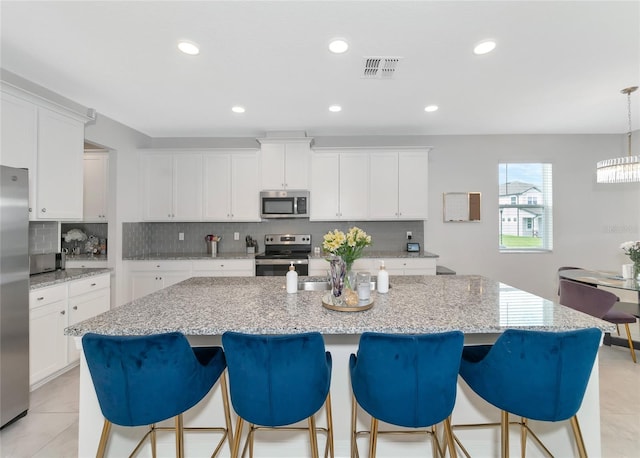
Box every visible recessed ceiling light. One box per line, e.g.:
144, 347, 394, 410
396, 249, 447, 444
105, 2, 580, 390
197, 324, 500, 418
329, 105, 342, 112
231, 106, 245, 113
329, 39, 349, 54
177, 40, 200, 55
424, 105, 439, 112
473, 40, 496, 55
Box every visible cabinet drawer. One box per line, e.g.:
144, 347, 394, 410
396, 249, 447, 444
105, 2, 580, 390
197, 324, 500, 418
382, 258, 436, 270
68, 273, 110, 297
127, 261, 191, 272
29, 284, 67, 309
192, 259, 253, 272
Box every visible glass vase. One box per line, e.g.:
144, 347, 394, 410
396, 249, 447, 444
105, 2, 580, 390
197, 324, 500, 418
328, 256, 346, 304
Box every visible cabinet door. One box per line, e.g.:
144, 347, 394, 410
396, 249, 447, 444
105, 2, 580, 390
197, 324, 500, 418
398, 152, 429, 219
141, 153, 173, 220
203, 153, 232, 220
83, 153, 108, 221
0, 92, 37, 218
283, 142, 310, 189
230, 153, 260, 221
131, 273, 164, 300
339, 153, 369, 220
310, 153, 340, 220
36, 107, 84, 219
369, 152, 399, 220
67, 289, 110, 363
30, 301, 68, 385
260, 143, 285, 189
173, 153, 203, 220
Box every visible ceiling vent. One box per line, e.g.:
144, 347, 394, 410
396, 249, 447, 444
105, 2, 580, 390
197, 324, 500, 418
362, 57, 402, 79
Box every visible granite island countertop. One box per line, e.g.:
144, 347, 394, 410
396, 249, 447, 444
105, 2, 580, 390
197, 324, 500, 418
30, 268, 111, 290
65, 275, 612, 337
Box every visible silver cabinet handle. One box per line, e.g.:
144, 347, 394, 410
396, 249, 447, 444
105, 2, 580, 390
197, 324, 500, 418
73, 306, 78, 310
29, 207, 32, 212
41, 208, 46, 213
37, 297, 44, 301
90, 283, 96, 287
60, 310, 65, 315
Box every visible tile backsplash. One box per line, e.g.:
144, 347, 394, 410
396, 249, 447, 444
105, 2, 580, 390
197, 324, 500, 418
123, 220, 425, 258
28, 221, 58, 254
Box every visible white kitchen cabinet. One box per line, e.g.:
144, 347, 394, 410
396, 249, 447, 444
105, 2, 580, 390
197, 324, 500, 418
140, 151, 203, 221
310, 152, 369, 220
1, 88, 86, 220
65, 259, 108, 269
29, 284, 69, 385
0, 91, 37, 216
309, 257, 436, 276
127, 261, 192, 300
369, 150, 429, 220
29, 273, 111, 386
203, 151, 260, 221
192, 259, 254, 277
83, 152, 109, 221
67, 274, 110, 363
258, 139, 311, 190
36, 106, 85, 219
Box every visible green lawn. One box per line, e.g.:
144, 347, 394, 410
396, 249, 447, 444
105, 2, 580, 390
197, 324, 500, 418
500, 234, 542, 248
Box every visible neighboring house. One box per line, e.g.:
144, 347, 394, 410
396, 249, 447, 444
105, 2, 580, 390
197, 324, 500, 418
499, 181, 543, 237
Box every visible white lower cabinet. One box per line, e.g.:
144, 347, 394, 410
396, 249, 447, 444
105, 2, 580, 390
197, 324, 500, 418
128, 261, 192, 301
308, 257, 436, 276
29, 273, 110, 386
192, 259, 254, 277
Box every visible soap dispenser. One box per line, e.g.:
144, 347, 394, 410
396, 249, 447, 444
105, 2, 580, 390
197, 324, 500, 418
286, 262, 298, 293
377, 260, 389, 293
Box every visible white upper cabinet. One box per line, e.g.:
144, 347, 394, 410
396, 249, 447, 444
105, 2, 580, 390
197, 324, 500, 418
203, 150, 260, 221
141, 151, 203, 221
369, 150, 429, 220
310, 151, 369, 220
1, 88, 86, 220
258, 138, 311, 190
83, 152, 109, 221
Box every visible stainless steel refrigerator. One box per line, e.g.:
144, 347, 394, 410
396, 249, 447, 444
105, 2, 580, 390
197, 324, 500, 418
0, 165, 29, 428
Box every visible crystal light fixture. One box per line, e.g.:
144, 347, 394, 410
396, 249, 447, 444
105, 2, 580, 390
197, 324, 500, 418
596, 86, 640, 183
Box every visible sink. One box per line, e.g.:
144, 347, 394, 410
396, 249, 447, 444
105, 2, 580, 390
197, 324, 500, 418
298, 280, 331, 291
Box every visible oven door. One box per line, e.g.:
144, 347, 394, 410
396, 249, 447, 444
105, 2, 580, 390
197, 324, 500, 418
255, 258, 309, 276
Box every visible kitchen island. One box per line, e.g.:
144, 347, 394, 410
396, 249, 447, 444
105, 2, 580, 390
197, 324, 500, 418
66, 275, 611, 457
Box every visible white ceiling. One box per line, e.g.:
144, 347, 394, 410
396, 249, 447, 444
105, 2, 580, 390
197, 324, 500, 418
1, 0, 639, 138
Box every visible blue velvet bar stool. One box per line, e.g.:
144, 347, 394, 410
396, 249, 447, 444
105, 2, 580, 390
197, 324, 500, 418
82, 332, 234, 458
221, 331, 333, 458
458, 328, 602, 458
349, 331, 465, 458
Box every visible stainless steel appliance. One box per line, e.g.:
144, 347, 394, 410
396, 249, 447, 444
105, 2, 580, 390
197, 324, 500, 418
255, 234, 311, 276
0, 165, 30, 428
260, 190, 309, 219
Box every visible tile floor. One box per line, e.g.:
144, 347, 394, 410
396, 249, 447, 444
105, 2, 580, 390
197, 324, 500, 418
1, 333, 639, 458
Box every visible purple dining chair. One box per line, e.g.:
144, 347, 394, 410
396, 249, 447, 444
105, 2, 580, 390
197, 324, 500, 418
559, 279, 637, 363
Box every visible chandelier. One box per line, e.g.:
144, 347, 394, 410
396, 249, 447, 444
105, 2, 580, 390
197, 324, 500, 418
596, 86, 640, 183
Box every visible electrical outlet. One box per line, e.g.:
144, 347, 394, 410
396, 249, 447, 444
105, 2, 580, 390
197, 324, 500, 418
234, 232, 240, 241
178, 232, 184, 241
406, 231, 412, 240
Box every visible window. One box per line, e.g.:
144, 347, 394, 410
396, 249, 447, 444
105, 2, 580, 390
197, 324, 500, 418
499, 163, 553, 251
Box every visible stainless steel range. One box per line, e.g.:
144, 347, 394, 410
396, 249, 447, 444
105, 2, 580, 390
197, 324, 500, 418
254, 234, 311, 276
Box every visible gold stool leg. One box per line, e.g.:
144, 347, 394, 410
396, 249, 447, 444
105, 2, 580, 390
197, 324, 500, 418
175, 414, 185, 458
369, 417, 379, 458
501, 411, 510, 458
309, 415, 319, 458
249, 423, 255, 458
325, 393, 334, 458
220, 372, 235, 453
96, 419, 112, 458
570, 415, 588, 458
623, 323, 637, 363
443, 416, 457, 458
351, 395, 358, 458
150, 424, 157, 458
231, 417, 244, 458
520, 418, 527, 458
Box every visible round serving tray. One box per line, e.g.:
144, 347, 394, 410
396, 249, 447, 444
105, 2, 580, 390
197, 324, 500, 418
322, 292, 374, 312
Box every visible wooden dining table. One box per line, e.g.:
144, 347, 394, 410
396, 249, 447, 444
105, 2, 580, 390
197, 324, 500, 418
559, 268, 640, 348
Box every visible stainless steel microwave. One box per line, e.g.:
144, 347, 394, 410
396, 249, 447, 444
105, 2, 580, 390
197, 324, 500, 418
260, 190, 309, 219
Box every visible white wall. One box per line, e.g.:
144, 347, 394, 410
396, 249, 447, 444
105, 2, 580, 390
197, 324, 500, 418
84, 115, 151, 307
425, 134, 640, 301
